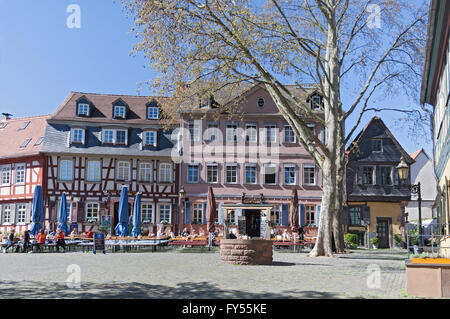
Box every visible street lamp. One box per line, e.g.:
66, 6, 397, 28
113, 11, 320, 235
396, 156, 423, 248
179, 187, 186, 235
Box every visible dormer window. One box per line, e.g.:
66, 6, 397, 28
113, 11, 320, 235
71, 128, 85, 144
373, 139, 383, 152
147, 106, 160, 119
143, 131, 157, 147
102, 128, 128, 145
77, 103, 90, 116
309, 94, 324, 110
114, 105, 126, 119
18, 121, 30, 131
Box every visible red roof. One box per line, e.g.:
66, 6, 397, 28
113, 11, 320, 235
410, 148, 424, 160
0, 115, 49, 158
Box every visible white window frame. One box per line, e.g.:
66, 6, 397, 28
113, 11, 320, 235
78, 103, 90, 116
187, 163, 200, 183
245, 123, 258, 143
102, 129, 128, 145
272, 205, 281, 225
147, 106, 160, 120
188, 121, 200, 142
206, 163, 219, 184
159, 162, 173, 183
59, 160, 74, 181
303, 164, 316, 186
244, 163, 257, 184
14, 163, 26, 185
226, 123, 238, 143
284, 125, 296, 143
114, 105, 126, 119
141, 202, 155, 224
225, 163, 238, 184
2, 204, 11, 224
158, 203, 172, 224
139, 162, 153, 183
71, 128, 85, 144
86, 202, 100, 222
115, 129, 128, 145
143, 131, 157, 147
264, 124, 277, 143
305, 205, 316, 225
86, 160, 101, 182
283, 164, 297, 185
192, 203, 203, 224
263, 163, 278, 185
1, 165, 11, 186
116, 161, 131, 181
372, 139, 383, 152
206, 123, 219, 142
16, 204, 27, 224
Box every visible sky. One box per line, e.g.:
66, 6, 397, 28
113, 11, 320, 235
0, 0, 432, 156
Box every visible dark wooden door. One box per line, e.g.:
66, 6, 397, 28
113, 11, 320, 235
245, 210, 261, 238
377, 219, 390, 248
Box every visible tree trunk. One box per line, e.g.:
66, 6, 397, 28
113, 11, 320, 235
333, 142, 346, 253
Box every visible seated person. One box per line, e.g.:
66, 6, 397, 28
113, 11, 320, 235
36, 229, 47, 253
156, 227, 164, 239
282, 229, 292, 241
189, 229, 198, 239
228, 231, 237, 239
181, 228, 190, 238
85, 230, 94, 238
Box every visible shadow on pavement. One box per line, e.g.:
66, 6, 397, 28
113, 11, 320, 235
0, 280, 341, 299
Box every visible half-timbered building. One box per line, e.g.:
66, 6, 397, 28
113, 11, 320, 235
41, 92, 180, 234
0, 115, 48, 234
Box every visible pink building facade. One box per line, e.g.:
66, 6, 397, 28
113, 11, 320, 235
179, 85, 324, 237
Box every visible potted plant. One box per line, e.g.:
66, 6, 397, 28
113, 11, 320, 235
345, 233, 358, 249
393, 234, 403, 249
370, 237, 379, 249
407, 226, 420, 254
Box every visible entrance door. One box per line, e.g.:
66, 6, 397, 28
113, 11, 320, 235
245, 210, 261, 238
377, 219, 390, 248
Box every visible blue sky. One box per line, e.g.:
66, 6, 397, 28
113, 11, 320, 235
0, 0, 432, 156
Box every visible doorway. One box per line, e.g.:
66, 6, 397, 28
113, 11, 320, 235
377, 219, 390, 248
245, 210, 261, 238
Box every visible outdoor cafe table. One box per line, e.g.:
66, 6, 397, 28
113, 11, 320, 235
78, 239, 170, 253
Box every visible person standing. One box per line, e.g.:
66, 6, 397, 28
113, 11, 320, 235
22, 230, 31, 253
55, 228, 66, 253
298, 226, 304, 241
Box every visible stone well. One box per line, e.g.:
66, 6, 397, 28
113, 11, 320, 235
220, 239, 273, 265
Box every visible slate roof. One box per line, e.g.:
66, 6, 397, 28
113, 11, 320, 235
0, 115, 49, 159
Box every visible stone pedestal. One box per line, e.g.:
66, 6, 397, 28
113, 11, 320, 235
406, 261, 450, 298
220, 239, 273, 265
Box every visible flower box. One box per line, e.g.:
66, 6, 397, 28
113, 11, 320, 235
411, 258, 450, 265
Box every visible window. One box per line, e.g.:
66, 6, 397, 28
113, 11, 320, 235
20, 138, 32, 148
3, 205, 11, 224
373, 139, 383, 152
303, 165, 316, 185
139, 162, 153, 182
349, 207, 362, 226
86, 203, 99, 222
284, 125, 296, 143
141, 203, 154, 223
310, 95, 323, 110
19, 121, 30, 131
117, 161, 131, 181
103, 129, 114, 143
1, 165, 11, 185
159, 163, 172, 183
158, 204, 171, 223
34, 136, 44, 146
306, 124, 316, 140
245, 124, 257, 143
17, 204, 27, 223
193, 203, 203, 224
15, 164, 25, 184
284, 165, 296, 185
147, 106, 160, 119
114, 105, 126, 119
144, 131, 157, 147
225, 164, 238, 184
362, 167, 373, 185
188, 121, 200, 142
78, 103, 90, 116
71, 128, 85, 144
305, 205, 315, 225
381, 166, 392, 185
206, 164, 219, 183
228, 210, 236, 225
245, 164, 257, 184
86, 160, 101, 182
272, 205, 281, 225
115, 130, 127, 144
257, 97, 265, 108
264, 164, 277, 185
206, 123, 219, 142
265, 125, 277, 143
187, 164, 199, 183
226, 123, 238, 143
59, 160, 73, 181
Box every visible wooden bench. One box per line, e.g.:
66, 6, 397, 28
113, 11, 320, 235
169, 240, 208, 247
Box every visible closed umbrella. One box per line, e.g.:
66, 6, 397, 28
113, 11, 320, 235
290, 189, 299, 233
57, 193, 70, 235
30, 185, 45, 237
131, 193, 141, 237
115, 186, 129, 237
206, 186, 216, 233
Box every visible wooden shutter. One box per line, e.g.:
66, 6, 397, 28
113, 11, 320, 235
281, 203, 288, 226
300, 204, 305, 227
376, 166, 382, 185
77, 201, 85, 223
363, 206, 371, 225
342, 206, 349, 225
357, 167, 363, 184
202, 202, 207, 224
185, 201, 191, 224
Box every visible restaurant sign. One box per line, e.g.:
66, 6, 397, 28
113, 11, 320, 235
241, 193, 265, 205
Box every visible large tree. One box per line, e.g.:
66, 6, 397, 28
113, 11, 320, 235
123, 0, 428, 256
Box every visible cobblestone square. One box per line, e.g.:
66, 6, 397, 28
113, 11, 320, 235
0, 249, 409, 299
